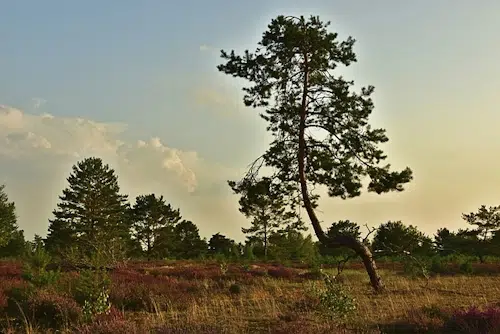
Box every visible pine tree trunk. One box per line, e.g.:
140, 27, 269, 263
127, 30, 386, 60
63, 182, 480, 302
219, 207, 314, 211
147, 238, 151, 262
298, 56, 384, 292
264, 222, 268, 260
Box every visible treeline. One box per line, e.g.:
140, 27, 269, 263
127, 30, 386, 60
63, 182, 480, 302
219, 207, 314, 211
1, 157, 500, 265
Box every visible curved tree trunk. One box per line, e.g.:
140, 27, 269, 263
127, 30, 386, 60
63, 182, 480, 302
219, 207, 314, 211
298, 55, 384, 292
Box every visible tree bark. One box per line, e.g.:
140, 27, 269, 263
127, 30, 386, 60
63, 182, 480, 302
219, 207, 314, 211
297, 54, 384, 292
264, 228, 268, 260
263, 208, 268, 260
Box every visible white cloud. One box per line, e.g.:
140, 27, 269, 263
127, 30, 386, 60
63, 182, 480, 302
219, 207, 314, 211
0, 105, 245, 240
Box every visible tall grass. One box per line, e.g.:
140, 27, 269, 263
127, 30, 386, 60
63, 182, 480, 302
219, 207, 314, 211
1, 260, 500, 333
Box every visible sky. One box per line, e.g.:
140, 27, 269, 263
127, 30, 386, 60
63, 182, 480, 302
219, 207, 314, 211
1, 1, 500, 242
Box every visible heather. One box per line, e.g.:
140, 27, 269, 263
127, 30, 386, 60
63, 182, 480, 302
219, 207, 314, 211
1, 258, 500, 333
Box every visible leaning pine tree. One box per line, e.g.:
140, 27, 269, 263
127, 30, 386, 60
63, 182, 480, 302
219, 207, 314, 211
217, 15, 413, 292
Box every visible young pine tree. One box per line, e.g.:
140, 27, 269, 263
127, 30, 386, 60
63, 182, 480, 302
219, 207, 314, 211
131, 194, 182, 260
45, 157, 130, 261
231, 177, 306, 260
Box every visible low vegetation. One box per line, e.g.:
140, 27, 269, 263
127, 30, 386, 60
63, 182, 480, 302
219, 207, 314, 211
2, 258, 500, 333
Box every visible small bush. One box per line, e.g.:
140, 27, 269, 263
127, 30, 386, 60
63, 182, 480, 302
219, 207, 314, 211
459, 261, 474, 275
229, 283, 241, 295
0, 278, 25, 310
74, 269, 111, 305
421, 304, 448, 319
402, 258, 429, 278
302, 262, 324, 280
267, 266, 297, 279
22, 246, 61, 288
308, 274, 356, 320
73, 269, 112, 321
7, 287, 82, 329
160, 265, 222, 280
444, 306, 500, 333
5, 285, 35, 316
109, 269, 196, 311
22, 268, 61, 288
24, 246, 51, 272
429, 257, 447, 275
248, 268, 268, 277
30, 289, 82, 328
0, 261, 22, 278
82, 290, 111, 323
0, 290, 7, 310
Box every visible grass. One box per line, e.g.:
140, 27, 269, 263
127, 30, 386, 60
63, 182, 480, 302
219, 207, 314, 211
1, 260, 500, 333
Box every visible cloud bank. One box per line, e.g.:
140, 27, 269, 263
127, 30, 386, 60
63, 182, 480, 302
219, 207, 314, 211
0, 105, 246, 240
2, 100, 499, 243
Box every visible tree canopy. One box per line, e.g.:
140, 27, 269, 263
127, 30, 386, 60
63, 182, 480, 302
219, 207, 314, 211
45, 157, 130, 259
131, 194, 182, 260
0, 184, 18, 248
218, 14, 412, 291
231, 177, 306, 258
372, 221, 433, 257
319, 220, 362, 258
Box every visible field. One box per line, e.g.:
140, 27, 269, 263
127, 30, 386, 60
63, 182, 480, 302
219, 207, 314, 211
1, 260, 500, 333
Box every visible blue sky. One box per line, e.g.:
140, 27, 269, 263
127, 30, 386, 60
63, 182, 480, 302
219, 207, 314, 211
1, 1, 500, 241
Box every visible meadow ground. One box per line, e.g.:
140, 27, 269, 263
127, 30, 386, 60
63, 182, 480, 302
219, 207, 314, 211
1, 260, 500, 333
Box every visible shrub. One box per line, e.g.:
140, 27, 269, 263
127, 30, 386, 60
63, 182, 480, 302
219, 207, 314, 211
109, 269, 197, 311
267, 266, 297, 280
160, 265, 222, 280
109, 281, 149, 311
7, 287, 82, 329
444, 306, 500, 333
0, 290, 7, 310
22, 246, 60, 288
402, 258, 430, 278
82, 290, 111, 323
219, 261, 228, 276
73, 269, 112, 322
301, 262, 325, 280
0, 278, 25, 310
459, 261, 474, 275
5, 285, 36, 317
22, 268, 61, 288
29, 289, 82, 329
74, 269, 111, 305
429, 257, 447, 275
0, 261, 22, 278
229, 283, 241, 295
308, 274, 357, 320
24, 246, 51, 272
248, 268, 268, 277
